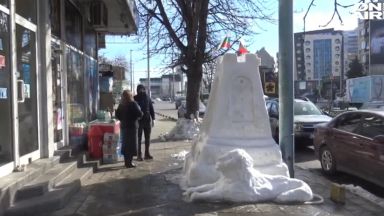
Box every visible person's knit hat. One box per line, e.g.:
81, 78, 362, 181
137, 84, 146, 92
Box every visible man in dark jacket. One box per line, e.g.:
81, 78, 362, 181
134, 84, 155, 160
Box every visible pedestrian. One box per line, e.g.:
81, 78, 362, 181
134, 84, 155, 161
115, 90, 143, 168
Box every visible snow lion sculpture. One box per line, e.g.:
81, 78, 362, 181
183, 149, 313, 203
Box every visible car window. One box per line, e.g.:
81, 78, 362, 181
357, 114, 384, 138
294, 101, 322, 115
334, 113, 362, 133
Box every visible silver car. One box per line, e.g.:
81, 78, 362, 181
266, 98, 332, 145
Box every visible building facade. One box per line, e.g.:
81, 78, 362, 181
358, 18, 384, 76
140, 73, 183, 99
0, 0, 137, 177
294, 29, 343, 96
343, 29, 359, 79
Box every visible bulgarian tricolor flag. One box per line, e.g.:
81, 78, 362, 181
218, 36, 231, 49
237, 41, 249, 55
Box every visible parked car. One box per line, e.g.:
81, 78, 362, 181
313, 110, 384, 187
175, 96, 186, 109
265, 98, 332, 144
177, 100, 206, 118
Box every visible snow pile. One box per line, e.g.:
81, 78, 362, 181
163, 118, 200, 141
183, 149, 313, 203
171, 150, 189, 160
344, 184, 384, 208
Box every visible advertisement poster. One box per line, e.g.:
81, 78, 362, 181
370, 20, 384, 64
0, 87, 6, 99
0, 54, 5, 69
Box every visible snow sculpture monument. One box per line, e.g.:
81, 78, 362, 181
183, 149, 313, 203
182, 53, 290, 188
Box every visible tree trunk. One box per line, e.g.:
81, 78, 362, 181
185, 64, 203, 119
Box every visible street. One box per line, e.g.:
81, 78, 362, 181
154, 100, 384, 199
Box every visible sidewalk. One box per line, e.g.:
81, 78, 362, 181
48, 116, 384, 216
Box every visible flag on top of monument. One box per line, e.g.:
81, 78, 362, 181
218, 36, 231, 49
237, 40, 249, 55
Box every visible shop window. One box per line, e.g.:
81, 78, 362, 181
16, 0, 36, 23
65, 1, 82, 49
66, 48, 85, 124
0, 0, 8, 7
84, 23, 96, 58
50, 0, 61, 37
85, 57, 98, 120
0, 10, 12, 165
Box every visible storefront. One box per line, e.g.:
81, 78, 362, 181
0, 0, 137, 177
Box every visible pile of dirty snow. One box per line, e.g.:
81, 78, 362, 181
171, 150, 189, 160
161, 118, 200, 141
344, 184, 384, 208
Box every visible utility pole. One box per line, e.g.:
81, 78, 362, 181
172, 68, 175, 100
130, 49, 133, 93
279, 0, 294, 177
146, 14, 151, 97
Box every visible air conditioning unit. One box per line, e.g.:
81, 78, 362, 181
90, 0, 108, 30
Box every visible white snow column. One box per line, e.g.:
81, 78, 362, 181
182, 53, 289, 188
183, 149, 313, 203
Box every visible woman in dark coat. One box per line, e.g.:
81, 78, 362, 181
115, 90, 143, 168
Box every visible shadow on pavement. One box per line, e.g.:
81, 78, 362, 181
71, 167, 243, 216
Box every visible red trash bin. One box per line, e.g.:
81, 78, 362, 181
88, 125, 104, 159
88, 121, 120, 159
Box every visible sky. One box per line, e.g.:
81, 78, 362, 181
99, 0, 359, 84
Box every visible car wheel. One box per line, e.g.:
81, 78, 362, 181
319, 146, 336, 175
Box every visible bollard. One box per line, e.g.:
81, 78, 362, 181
330, 183, 345, 204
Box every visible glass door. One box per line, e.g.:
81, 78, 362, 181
16, 23, 39, 159
15, 0, 39, 163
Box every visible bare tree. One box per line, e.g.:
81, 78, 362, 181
202, 61, 216, 93
303, 0, 373, 32
136, 0, 274, 118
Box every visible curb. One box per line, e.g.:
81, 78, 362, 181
155, 112, 178, 122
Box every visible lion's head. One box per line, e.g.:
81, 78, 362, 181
215, 149, 254, 179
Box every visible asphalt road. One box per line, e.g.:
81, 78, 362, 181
153, 100, 384, 199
